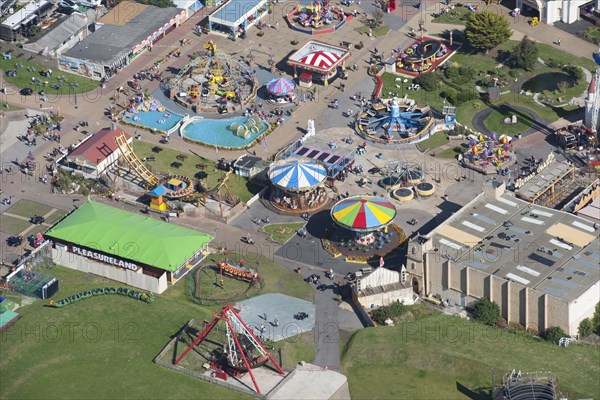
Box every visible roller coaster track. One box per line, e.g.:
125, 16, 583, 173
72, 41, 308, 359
115, 133, 160, 189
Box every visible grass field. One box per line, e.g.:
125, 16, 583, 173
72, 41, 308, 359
260, 223, 305, 244
355, 24, 390, 37
5, 199, 53, 218
341, 305, 600, 400
1, 250, 314, 399
1, 57, 97, 95
201, 253, 313, 302
483, 108, 534, 136
44, 209, 68, 225
131, 140, 262, 202
0, 267, 251, 400
416, 132, 449, 152
437, 146, 464, 158
0, 214, 32, 235
431, 7, 472, 24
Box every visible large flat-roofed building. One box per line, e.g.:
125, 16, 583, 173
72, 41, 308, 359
407, 181, 599, 336
59, 1, 185, 80
45, 201, 213, 293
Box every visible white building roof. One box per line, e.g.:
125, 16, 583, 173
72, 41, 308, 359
1, 0, 50, 29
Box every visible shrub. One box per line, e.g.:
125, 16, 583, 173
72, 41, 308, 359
457, 89, 475, 103
509, 36, 538, 71
542, 326, 567, 343
562, 65, 583, 82
545, 58, 560, 68
471, 297, 501, 325
414, 73, 441, 91
372, 301, 407, 324
592, 302, 600, 335
444, 65, 475, 85
442, 88, 458, 105
578, 318, 593, 338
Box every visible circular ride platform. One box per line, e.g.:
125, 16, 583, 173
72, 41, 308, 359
392, 188, 414, 202
415, 182, 435, 197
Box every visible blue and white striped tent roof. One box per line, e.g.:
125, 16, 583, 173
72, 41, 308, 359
269, 159, 327, 190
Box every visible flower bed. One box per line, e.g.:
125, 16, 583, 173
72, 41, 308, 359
50, 287, 155, 308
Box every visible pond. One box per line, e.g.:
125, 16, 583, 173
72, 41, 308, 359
521, 72, 576, 93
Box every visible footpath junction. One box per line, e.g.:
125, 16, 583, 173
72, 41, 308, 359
44, 201, 213, 293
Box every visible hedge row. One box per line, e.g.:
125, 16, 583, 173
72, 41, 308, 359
50, 287, 155, 308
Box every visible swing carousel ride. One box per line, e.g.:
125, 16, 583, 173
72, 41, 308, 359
166, 40, 257, 112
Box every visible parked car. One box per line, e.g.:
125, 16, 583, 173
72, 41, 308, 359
20, 87, 33, 96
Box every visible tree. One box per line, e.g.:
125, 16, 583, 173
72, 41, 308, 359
414, 73, 441, 91
592, 302, 600, 335
464, 11, 512, 53
578, 318, 593, 338
510, 36, 538, 71
471, 297, 501, 326
370, 9, 384, 28
542, 326, 567, 344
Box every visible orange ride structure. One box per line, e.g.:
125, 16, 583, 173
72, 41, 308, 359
174, 305, 285, 394
217, 261, 258, 282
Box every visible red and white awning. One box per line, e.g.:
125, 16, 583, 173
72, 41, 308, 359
298, 51, 340, 69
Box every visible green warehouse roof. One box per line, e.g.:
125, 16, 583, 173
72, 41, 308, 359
45, 201, 213, 272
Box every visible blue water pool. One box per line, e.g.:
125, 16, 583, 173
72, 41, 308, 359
123, 109, 183, 132
181, 116, 270, 148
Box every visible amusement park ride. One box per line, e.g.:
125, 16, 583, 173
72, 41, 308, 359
114, 132, 237, 209
174, 305, 285, 394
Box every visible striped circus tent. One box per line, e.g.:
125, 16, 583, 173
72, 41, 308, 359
298, 51, 341, 69
331, 196, 397, 231
269, 159, 327, 191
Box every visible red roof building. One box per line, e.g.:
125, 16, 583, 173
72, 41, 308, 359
64, 127, 132, 177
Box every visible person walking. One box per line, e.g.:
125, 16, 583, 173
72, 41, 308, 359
557, 37, 561, 46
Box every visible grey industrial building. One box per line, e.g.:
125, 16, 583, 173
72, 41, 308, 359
407, 180, 599, 336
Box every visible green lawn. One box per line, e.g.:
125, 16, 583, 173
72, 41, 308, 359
0, 267, 250, 400
44, 209, 68, 225
5, 199, 53, 218
1, 250, 314, 399
201, 252, 313, 302
483, 107, 535, 136
437, 146, 464, 158
431, 7, 472, 24
341, 305, 600, 400
194, 264, 256, 301
355, 24, 390, 37
416, 132, 449, 152
131, 140, 262, 203
379, 72, 412, 99
0, 215, 32, 235
260, 222, 305, 244
1, 56, 98, 95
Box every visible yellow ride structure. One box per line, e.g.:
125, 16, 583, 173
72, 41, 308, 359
204, 40, 217, 56
115, 133, 160, 188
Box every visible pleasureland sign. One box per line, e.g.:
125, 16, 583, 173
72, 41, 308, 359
71, 245, 138, 271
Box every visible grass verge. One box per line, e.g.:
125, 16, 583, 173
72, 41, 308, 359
0, 214, 32, 235
5, 199, 53, 218
341, 305, 600, 399
260, 222, 305, 244
416, 132, 449, 152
